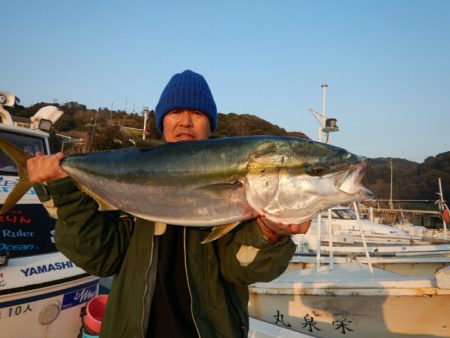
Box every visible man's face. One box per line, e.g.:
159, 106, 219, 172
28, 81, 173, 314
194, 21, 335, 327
163, 109, 211, 142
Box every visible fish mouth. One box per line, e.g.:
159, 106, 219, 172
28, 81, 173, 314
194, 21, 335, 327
359, 186, 375, 200
338, 159, 373, 199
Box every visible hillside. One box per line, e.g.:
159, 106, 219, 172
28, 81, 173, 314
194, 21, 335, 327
9, 102, 308, 150
363, 153, 450, 203
8, 102, 450, 202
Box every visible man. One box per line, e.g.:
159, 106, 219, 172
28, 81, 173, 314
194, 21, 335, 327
27, 70, 310, 338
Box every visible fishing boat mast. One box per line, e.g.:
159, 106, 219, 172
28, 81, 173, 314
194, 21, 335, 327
309, 85, 345, 270
309, 84, 339, 144
308, 85, 375, 273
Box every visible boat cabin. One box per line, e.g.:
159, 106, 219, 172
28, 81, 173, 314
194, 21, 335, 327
0, 94, 98, 338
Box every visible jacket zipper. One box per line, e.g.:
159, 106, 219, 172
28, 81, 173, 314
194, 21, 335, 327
140, 232, 154, 338
184, 228, 202, 338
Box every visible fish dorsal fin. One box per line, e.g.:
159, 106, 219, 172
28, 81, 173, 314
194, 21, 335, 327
70, 177, 118, 211
201, 222, 241, 244
193, 182, 243, 200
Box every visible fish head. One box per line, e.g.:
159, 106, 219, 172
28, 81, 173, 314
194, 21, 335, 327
301, 141, 372, 196
245, 138, 373, 224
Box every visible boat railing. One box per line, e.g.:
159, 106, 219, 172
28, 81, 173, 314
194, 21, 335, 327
315, 203, 374, 276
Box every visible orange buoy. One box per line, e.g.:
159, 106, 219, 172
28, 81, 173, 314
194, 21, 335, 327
443, 208, 450, 224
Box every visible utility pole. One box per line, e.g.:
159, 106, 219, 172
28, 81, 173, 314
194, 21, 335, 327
89, 111, 98, 151
109, 102, 114, 125
389, 158, 393, 210
143, 107, 149, 140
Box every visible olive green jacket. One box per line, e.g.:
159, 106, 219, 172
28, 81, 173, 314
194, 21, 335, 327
41, 177, 296, 338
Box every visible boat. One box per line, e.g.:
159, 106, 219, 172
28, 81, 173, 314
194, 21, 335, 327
249, 262, 450, 337
0, 92, 99, 338
248, 84, 450, 337
289, 205, 450, 276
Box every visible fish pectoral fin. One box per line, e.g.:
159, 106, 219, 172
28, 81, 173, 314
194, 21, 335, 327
96, 199, 118, 211
194, 182, 243, 200
201, 222, 241, 244
154, 222, 167, 235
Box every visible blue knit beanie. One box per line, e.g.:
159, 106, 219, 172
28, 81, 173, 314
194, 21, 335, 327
155, 70, 217, 132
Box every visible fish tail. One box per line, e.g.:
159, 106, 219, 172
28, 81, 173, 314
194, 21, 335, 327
0, 139, 33, 214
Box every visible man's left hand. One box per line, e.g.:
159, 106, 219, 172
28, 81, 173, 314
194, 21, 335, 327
256, 217, 312, 244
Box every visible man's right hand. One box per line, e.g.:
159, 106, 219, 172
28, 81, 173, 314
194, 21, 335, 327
27, 152, 68, 183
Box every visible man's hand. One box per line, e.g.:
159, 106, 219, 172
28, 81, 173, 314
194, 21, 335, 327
27, 152, 68, 183
256, 216, 312, 244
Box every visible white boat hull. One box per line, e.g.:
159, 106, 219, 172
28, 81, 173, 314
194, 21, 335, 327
0, 252, 99, 338
250, 293, 450, 337
249, 263, 450, 337
0, 275, 98, 338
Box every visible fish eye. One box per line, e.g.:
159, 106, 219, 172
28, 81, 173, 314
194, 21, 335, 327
312, 166, 325, 176
307, 164, 328, 176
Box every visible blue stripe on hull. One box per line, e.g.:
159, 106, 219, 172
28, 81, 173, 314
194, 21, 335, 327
0, 279, 99, 308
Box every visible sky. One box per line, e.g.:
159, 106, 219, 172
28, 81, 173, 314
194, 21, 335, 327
1, 0, 449, 163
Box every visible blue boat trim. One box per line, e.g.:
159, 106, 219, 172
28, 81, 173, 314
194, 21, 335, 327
0, 278, 98, 308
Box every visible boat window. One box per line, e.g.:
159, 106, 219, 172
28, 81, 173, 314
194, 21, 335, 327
319, 210, 342, 219
0, 131, 46, 175
333, 208, 357, 220
0, 131, 56, 258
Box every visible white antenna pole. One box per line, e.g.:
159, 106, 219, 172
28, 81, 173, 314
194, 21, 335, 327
309, 83, 338, 144
322, 84, 327, 127
438, 178, 448, 238
320, 84, 327, 142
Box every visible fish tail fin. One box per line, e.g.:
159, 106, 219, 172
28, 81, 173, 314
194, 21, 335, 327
0, 139, 33, 214
201, 222, 241, 244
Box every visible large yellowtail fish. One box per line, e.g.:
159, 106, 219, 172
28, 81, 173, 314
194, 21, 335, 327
0, 136, 372, 242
